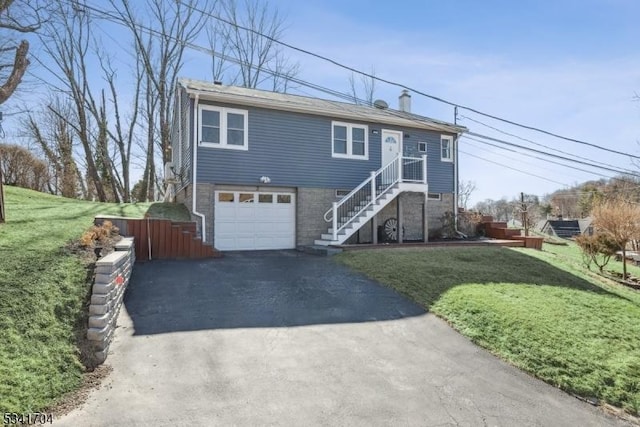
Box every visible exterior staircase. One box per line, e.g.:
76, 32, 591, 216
314, 155, 427, 246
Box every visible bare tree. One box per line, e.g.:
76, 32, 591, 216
349, 68, 376, 105
36, 3, 109, 201
24, 99, 82, 198
0, 0, 45, 222
0, 0, 45, 104
111, 0, 213, 201
591, 198, 640, 279
0, 143, 50, 192
457, 180, 477, 211
208, 0, 300, 92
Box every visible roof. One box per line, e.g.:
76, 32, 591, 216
546, 220, 581, 238
178, 78, 466, 134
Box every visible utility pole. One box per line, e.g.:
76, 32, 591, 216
520, 192, 528, 236
0, 110, 4, 223
0, 167, 5, 223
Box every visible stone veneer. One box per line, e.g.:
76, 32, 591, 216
86, 237, 135, 364
177, 183, 455, 247
348, 192, 455, 244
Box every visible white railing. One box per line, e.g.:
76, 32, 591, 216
323, 155, 427, 241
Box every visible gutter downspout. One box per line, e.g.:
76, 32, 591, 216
192, 93, 207, 242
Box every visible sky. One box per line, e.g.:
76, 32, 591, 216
272, 0, 640, 205
3, 0, 640, 206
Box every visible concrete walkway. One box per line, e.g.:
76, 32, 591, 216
58, 251, 629, 426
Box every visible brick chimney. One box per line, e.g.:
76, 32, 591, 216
399, 90, 411, 113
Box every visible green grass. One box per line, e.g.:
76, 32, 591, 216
0, 186, 151, 412
336, 246, 640, 414
542, 240, 640, 279
145, 202, 191, 221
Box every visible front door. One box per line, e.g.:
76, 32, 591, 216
381, 129, 402, 168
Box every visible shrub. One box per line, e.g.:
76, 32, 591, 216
79, 220, 120, 248
575, 233, 619, 273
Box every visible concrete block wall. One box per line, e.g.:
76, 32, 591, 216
87, 238, 135, 364
347, 192, 455, 243
297, 188, 336, 246
175, 183, 215, 243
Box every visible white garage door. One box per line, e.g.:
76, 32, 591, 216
214, 191, 296, 250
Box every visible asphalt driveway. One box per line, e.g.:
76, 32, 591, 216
58, 251, 629, 426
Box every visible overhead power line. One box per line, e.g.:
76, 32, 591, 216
459, 150, 570, 187
464, 133, 640, 178
75, 0, 638, 185
463, 138, 613, 179
458, 114, 638, 175
177, 0, 640, 160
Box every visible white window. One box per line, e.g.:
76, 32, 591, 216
332, 121, 368, 160
428, 193, 441, 200
199, 105, 248, 150
418, 142, 427, 153
441, 135, 453, 162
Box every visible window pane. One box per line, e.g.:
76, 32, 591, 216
258, 194, 273, 203
227, 129, 245, 146
334, 139, 347, 154
277, 194, 291, 203
218, 192, 234, 202
227, 112, 245, 129
334, 125, 347, 140
202, 126, 220, 144
352, 127, 365, 142
442, 139, 450, 159
202, 110, 220, 126
239, 193, 254, 203
352, 141, 365, 156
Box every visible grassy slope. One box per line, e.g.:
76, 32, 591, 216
337, 246, 640, 414
0, 186, 150, 412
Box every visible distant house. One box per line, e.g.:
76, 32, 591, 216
167, 78, 466, 251
540, 217, 593, 238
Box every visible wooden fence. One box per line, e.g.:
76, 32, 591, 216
95, 216, 221, 261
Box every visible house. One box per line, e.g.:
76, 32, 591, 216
167, 78, 466, 251
539, 218, 593, 238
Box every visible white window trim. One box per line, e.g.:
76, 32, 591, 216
428, 193, 442, 200
441, 135, 453, 162
198, 105, 249, 151
331, 121, 369, 160
417, 141, 427, 153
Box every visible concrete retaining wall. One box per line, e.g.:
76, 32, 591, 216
87, 237, 135, 363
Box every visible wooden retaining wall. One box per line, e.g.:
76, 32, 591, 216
95, 216, 221, 261
479, 217, 544, 250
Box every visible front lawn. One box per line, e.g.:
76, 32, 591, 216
0, 187, 151, 412
336, 246, 640, 415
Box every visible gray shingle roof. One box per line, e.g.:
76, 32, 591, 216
179, 78, 466, 134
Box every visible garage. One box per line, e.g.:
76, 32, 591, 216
214, 190, 296, 250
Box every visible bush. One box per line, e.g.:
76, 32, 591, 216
575, 233, 619, 273
458, 211, 483, 237
79, 220, 120, 248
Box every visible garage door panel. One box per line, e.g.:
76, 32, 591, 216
215, 191, 296, 251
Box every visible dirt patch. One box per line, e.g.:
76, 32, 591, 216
46, 364, 113, 417
603, 271, 640, 291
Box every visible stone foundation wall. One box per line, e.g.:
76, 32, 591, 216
87, 238, 135, 364
297, 188, 336, 246
347, 192, 455, 244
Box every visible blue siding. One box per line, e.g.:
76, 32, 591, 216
193, 100, 455, 192
402, 129, 455, 193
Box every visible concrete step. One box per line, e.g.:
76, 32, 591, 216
313, 239, 341, 246
298, 245, 343, 256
